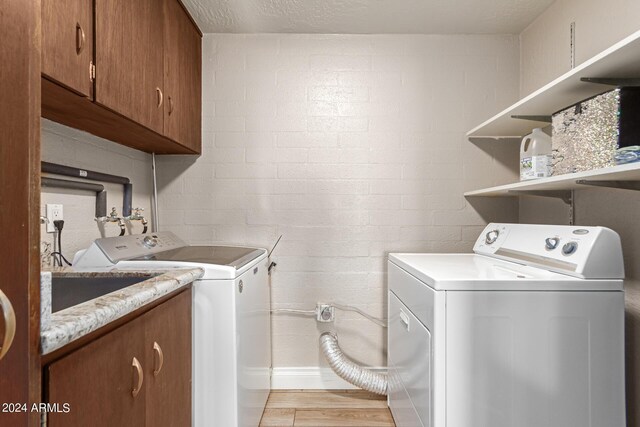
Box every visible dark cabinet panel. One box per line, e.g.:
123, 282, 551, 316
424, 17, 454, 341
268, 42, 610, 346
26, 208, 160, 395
41, 0, 202, 154
42, 0, 94, 98
163, 0, 202, 153
95, 0, 165, 134
47, 315, 147, 427
45, 289, 192, 427
145, 290, 192, 427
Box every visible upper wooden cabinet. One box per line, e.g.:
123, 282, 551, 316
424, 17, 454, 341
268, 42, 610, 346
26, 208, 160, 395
41, 0, 94, 98
163, 0, 202, 153
95, 0, 165, 135
41, 0, 202, 154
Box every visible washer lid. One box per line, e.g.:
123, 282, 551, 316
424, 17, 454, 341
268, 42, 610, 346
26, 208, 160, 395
389, 253, 623, 291
131, 246, 264, 270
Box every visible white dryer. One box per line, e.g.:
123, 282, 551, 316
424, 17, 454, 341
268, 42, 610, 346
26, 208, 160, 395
388, 223, 625, 427
73, 232, 271, 427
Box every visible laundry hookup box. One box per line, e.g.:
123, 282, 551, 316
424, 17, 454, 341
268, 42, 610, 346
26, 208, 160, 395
551, 87, 640, 175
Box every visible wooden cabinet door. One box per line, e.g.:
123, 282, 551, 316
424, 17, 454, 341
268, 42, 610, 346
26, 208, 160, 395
163, 0, 202, 153
47, 316, 147, 427
95, 0, 164, 134
0, 0, 41, 424
41, 0, 93, 98
145, 289, 192, 427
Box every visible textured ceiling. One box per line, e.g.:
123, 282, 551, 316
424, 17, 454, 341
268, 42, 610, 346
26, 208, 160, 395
181, 0, 554, 34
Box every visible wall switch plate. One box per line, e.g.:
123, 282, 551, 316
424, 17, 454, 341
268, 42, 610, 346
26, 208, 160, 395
46, 204, 63, 233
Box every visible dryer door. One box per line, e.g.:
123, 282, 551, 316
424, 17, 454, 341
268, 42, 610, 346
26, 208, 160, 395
388, 290, 431, 427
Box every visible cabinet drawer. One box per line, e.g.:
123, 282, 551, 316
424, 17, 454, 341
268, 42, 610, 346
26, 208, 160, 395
388, 291, 432, 427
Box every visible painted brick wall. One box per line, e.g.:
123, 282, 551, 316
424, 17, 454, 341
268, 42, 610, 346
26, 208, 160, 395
157, 34, 521, 368
40, 119, 152, 263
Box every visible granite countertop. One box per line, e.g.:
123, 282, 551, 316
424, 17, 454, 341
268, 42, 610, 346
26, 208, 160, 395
40, 268, 204, 355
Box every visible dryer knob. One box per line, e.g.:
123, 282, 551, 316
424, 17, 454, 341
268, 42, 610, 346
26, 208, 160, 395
545, 237, 560, 250
485, 230, 499, 245
562, 241, 578, 255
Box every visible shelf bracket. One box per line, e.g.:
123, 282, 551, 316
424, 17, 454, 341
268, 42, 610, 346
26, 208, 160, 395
510, 115, 552, 123
576, 179, 640, 191
509, 189, 575, 225
507, 190, 573, 205
580, 77, 640, 87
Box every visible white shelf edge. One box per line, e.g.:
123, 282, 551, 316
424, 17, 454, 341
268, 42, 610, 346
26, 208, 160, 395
466, 28, 640, 138
464, 163, 640, 197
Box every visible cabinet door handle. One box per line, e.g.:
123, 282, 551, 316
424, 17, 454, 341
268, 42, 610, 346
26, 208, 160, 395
0, 289, 16, 361
76, 23, 85, 54
131, 357, 144, 397
168, 96, 173, 115
156, 87, 163, 108
153, 342, 164, 376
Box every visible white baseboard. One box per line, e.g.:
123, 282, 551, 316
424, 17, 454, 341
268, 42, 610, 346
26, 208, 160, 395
271, 366, 387, 390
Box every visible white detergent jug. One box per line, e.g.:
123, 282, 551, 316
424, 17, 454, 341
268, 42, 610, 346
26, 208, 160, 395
520, 127, 552, 181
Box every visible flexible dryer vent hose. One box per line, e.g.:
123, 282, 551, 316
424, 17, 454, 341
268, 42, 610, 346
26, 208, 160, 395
319, 332, 388, 396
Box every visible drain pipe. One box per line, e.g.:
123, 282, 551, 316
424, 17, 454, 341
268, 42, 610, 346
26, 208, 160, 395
42, 161, 132, 217
41, 177, 107, 218
319, 332, 388, 395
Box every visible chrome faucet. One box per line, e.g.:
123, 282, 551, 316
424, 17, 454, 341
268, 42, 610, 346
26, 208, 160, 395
127, 207, 148, 234
95, 207, 126, 236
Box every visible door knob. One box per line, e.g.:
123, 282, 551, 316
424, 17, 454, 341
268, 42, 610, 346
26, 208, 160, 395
0, 289, 16, 361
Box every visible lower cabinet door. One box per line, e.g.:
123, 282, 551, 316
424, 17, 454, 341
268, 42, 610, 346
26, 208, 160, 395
144, 289, 192, 427
47, 316, 146, 427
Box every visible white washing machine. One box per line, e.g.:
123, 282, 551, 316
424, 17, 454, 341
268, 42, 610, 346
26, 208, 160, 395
388, 223, 626, 427
73, 232, 271, 427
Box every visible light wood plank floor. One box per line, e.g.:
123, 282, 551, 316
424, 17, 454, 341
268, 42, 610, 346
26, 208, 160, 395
260, 390, 396, 427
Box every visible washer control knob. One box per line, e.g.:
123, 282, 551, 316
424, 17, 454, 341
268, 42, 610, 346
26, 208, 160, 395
142, 236, 158, 248
562, 241, 578, 255
545, 237, 560, 250
485, 230, 500, 245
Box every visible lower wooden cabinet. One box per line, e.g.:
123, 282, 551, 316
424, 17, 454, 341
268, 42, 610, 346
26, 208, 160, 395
46, 289, 192, 427
145, 289, 192, 427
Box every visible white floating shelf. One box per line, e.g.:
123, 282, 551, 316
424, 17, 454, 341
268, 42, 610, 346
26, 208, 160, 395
467, 30, 640, 138
464, 163, 640, 197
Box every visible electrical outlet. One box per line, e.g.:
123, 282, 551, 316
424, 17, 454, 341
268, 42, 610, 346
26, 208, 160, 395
46, 204, 63, 233
316, 303, 335, 323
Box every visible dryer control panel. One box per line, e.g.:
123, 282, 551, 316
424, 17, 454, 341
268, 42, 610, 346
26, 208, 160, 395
474, 223, 624, 279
